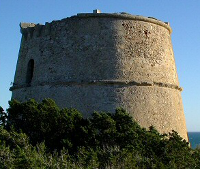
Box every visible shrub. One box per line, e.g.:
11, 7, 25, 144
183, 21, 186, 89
0, 99, 199, 168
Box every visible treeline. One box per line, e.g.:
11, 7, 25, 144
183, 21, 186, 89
0, 99, 200, 168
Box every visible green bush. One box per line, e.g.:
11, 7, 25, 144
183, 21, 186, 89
0, 99, 199, 168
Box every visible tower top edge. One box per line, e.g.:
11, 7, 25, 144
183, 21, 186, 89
76, 13, 172, 33
20, 12, 172, 34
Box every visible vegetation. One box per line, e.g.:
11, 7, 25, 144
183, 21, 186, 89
0, 99, 200, 168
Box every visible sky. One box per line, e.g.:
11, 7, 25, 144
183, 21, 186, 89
0, 0, 200, 131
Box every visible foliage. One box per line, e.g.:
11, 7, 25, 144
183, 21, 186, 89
0, 99, 200, 168
0, 106, 7, 127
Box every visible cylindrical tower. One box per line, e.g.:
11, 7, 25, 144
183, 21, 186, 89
11, 12, 188, 140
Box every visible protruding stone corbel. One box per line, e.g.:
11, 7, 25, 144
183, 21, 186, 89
20, 22, 36, 40
44, 22, 51, 35
34, 24, 43, 37
20, 23, 36, 33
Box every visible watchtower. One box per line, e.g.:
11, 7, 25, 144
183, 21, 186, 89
11, 11, 188, 140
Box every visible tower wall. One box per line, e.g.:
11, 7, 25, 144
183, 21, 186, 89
11, 13, 188, 140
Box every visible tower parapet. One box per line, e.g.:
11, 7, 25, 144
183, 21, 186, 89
19, 13, 172, 40
11, 11, 188, 141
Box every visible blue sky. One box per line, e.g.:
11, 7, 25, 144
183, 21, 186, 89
0, 0, 200, 131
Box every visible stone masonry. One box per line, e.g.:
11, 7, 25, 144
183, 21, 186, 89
11, 11, 188, 141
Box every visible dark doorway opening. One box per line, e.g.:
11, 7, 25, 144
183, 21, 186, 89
26, 59, 34, 84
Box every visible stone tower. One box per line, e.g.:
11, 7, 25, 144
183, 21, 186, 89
11, 11, 188, 141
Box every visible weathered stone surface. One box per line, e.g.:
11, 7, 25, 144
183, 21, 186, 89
11, 12, 188, 141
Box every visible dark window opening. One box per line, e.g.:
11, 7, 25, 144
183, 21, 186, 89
26, 59, 34, 84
